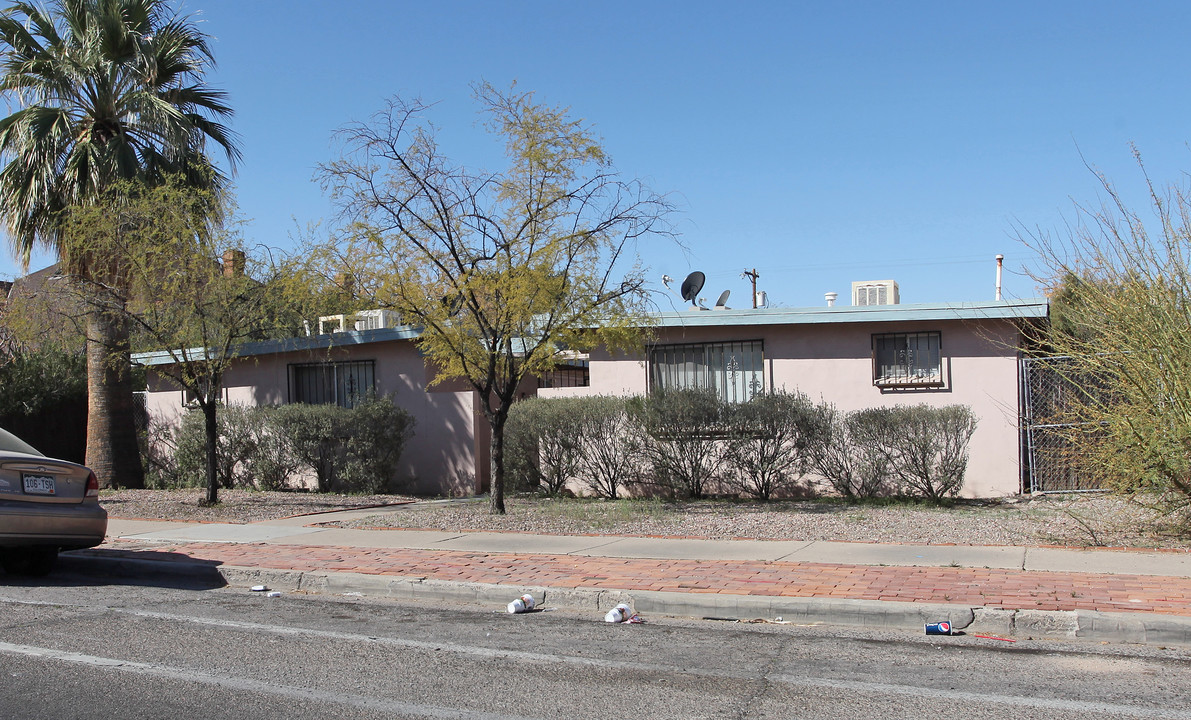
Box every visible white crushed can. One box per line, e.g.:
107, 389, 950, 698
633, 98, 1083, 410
519, 594, 536, 611
605, 603, 633, 623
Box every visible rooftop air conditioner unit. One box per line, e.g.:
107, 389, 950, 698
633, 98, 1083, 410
317, 314, 348, 334
354, 309, 401, 331
852, 280, 899, 306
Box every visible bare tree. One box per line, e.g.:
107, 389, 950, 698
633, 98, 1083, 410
317, 83, 673, 513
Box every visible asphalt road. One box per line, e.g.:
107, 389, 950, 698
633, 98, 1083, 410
0, 572, 1188, 720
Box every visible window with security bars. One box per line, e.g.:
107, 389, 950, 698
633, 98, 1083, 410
539, 358, 590, 388
648, 340, 765, 403
289, 360, 376, 408
872, 332, 943, 388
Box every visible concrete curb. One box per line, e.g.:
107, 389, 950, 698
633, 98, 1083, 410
59, 553, 1191, 647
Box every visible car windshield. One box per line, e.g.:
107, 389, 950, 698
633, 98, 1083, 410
0, 428, 43, 456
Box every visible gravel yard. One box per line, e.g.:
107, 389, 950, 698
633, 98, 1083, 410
100, 489, 415, 524
101, 489, 1191, 550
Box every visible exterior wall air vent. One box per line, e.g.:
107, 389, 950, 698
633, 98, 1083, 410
852, 280, 900, 306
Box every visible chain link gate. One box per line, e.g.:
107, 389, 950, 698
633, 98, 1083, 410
1019, 356, 1105, 493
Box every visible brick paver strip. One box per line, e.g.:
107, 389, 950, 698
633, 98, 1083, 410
95, 540, 1191, 617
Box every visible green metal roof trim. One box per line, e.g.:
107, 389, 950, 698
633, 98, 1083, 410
648, 298, 1048, 328
132, 326, 423, 366
133, 299, 1048, 366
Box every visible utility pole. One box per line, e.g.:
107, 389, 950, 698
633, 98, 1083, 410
742, 268, 760, 308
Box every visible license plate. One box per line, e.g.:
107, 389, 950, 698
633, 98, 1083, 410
22, 474, 56, 495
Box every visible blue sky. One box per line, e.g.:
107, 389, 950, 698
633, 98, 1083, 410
4, 0, 1191, 308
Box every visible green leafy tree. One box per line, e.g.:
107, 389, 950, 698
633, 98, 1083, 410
317, 83, 673, 513
0, 0, 239, 488
1023, 154, 1191, 519
58, 180, 304, 504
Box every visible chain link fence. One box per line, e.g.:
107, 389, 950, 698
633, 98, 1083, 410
1020, 356, 1105, 493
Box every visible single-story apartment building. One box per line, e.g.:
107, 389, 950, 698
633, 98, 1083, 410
139, 296, 1049, 498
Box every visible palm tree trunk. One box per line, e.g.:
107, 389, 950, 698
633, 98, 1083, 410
85, 307, 145, 489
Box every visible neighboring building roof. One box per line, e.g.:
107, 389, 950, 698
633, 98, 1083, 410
133, 326, 423, 366
650, 298, 1048, 328
133, 298, 1049, 366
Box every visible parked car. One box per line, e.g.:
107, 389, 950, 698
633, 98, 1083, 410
0, 427, 107, 576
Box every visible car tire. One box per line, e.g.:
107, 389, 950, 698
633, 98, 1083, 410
1, 547, 58, 577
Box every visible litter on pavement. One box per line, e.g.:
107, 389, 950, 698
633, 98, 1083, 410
507, 594, 536, 614
605, 603, 645, 624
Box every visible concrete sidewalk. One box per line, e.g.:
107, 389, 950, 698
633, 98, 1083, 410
62, 513, 1191, 647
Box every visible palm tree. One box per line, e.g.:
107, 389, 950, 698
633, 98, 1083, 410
0, 0, 240, 488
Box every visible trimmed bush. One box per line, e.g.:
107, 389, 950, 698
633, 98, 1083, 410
723, 390, 830, 500
338, 396, 417, 493
144, 397, 415, 493
270, 396, 415, 494
506, 396, 588, 495
630, 388, 726, 499
574, 395, 641, 499
848, 404, 978, 502
810, 404, 896, 501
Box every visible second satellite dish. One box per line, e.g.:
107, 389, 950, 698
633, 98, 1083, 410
680, 271, 705, 307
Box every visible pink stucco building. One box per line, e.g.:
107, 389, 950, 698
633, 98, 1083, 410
140, 298, 1048, 497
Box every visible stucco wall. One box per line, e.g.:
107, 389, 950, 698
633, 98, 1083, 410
575, 316, 1024, 497
143, 340, 477, 496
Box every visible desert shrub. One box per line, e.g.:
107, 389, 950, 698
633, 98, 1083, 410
811, 404, 896, 500
213, 404, 264, 489
337, 396, 416, 493
147, 409, 208, 489
269, 402, 350, 493
144, 397, 415, 493
630, 388, 726, 499
506, 396, 587, 495
143, 404, 285, 490
142, 415, 185, 489
270, 396, 414, 493
722, 390, 830, 500
850, 404, 978, 502
238, 411, 301, 491
574, 395, 641, 499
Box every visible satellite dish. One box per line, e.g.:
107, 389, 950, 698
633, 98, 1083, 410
714, 290, 730, 309
680, 271, 705, 305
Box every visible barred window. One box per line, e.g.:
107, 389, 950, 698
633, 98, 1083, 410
289, 360, 375, 408
648, 340, 764, 403
872, 332, 943, 388
540, 358, 590, 388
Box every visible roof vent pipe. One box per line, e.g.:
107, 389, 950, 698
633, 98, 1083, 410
995, 254, 1004, 301
825, 291, 838, 307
